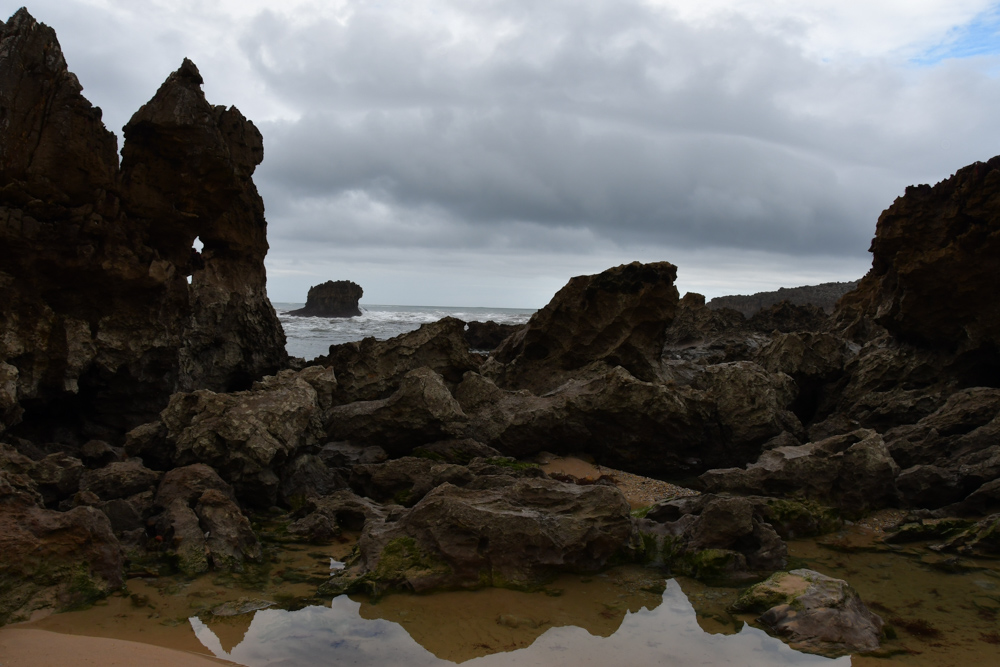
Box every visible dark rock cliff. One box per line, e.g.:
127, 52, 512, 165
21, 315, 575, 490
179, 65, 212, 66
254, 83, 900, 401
289, 280, 363, 317
708, 281, 859, 317
0, 9, 287, 442
839, 156, 1000, 360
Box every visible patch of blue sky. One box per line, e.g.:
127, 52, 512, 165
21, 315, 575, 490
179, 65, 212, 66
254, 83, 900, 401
912, 4, 1000, 65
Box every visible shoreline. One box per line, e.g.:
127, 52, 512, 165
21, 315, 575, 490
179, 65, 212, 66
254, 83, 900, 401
0, 628, 233, 667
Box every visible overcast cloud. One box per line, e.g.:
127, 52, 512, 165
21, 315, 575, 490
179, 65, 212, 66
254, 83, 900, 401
5, 0, 1000, 306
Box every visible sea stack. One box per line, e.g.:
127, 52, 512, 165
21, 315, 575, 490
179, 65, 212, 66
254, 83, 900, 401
290, 280, 364, 317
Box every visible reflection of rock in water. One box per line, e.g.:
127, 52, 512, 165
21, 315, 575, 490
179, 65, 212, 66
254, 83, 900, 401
187, 576, 845, 666
355, 565, 666, 661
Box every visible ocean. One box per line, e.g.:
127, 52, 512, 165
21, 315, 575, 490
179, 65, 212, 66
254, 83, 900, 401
272, 303, 536, 360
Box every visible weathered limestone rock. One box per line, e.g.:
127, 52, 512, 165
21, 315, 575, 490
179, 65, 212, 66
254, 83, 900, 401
79, 460, 161, 501
697, 429, 900, 517
732, 569, 884, 657
317, 317, 481, 404
348, 457, 475, 506
638, 495, 787, 584
464, 321, 522, 351
289, 280, 363, 318
487, 262, 680, 393
0, 10, 286, 441
839, 156, 1000, 358
0, 477, 124, 624
326, 367, 467, 457
323, 476, 634, 595
150, 464, 261, 575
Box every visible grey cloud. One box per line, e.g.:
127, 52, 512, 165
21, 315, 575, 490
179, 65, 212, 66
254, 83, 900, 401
240, 0, 999, 263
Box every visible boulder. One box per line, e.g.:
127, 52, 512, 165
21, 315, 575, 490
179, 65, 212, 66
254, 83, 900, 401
411, 438, 503, 464
79, 460, 160, 501
326, 368, 467, 457
464, 321, 522, 351
317, 441, 388, 468
459, 363, 795, 478
732, 569, 884, 657
322, 476, 634, 594
27, 452, 84, 507
0, 11, 286, 443
128, 368, 329, 506
348, 457, 474, 507
317, 317, 481, 403
277, 453, 348, 508
0, 482, 124, 624
638, 495, 787, 584
660, 293, 755, 366
696, 429, 900, 516
289, 280, 363, 318
487, 261, 680, 393
150, 466, 261, 575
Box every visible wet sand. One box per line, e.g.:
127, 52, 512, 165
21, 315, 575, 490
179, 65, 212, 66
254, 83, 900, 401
0, 627, 232, 666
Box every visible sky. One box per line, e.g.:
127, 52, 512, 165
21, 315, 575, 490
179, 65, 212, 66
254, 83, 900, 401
4, 1, 1000, 307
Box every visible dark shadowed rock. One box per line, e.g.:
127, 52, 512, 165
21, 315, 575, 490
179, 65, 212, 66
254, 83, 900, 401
0, 481, 124, 623
638, 494, 787, 584
326, 368, 467, 457
838, 156, 1000, 360
486, 262, 680, 393
323, 476, 634, 595
411, 438, 502, 464
80, 460, 161, 501
317, 317, 481, 403
0, 10, 286, 440
277, 454, 348, 507
465, 321, 523, 351
732, 569, 884, 657
128, 367, 333, 507
748, 301, 830, 334
150, 465, 261, 575
348, 457, 474, 506
696, 429, 899, 517
289, 280, 363, 318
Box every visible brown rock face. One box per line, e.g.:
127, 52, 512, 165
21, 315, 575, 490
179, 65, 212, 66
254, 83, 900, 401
841, 156, 1000, 356
488, 261, 679, 393
290, 280, 363, 318
0, 10, 287, 440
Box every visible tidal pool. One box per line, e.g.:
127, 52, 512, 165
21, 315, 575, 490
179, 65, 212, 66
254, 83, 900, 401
14, 531, 1000, 666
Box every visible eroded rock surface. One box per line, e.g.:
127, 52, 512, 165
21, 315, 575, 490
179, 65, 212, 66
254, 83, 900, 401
0, 10, 286, 441
732, 569, 884, 657
289, 280, 363, 318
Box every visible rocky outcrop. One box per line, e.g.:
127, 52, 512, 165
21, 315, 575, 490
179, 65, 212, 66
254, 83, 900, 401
317, 317, 481, 403
0, 10, 286, 441
464, 321, 522, 351
0, 463, 124, 624
486, 262, 680, 393
696, 430, 899, 517
289, 280, 363, 318
150, 464, 262, 575
637, 494, 787, 584
708, 281, 860, 317
732, 569, 884, 657
838, 156, 1000, 360
323, 476, 634, 595
125, 366, 336, 506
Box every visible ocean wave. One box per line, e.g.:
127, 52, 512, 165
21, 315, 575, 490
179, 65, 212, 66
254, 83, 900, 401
273, 303, 534, 360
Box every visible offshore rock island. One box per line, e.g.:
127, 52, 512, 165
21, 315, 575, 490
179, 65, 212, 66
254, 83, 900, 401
289, 280, 364, 317
2, 7, 1000, 663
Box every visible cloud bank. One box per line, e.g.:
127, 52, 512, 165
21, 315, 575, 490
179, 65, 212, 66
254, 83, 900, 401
8, 0, 1000, 305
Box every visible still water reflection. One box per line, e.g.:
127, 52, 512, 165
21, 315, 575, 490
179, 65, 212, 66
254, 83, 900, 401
189, 579, 846, 667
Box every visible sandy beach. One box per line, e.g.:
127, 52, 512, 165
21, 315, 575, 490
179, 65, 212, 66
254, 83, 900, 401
0, 628, 232, 667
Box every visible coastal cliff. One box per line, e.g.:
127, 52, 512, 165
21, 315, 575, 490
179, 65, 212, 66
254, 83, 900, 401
0, 9, 287, 443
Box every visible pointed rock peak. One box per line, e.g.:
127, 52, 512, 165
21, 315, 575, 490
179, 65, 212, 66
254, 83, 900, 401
6, 7, 35, 29
173, 57, 204, 86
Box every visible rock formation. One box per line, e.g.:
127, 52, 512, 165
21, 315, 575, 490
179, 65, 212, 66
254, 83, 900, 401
840, 156, 1000, 360
487, 261, 680, 393
708, 281, 860, 316
0, 9, 287, 442
289, 280, 363, 317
